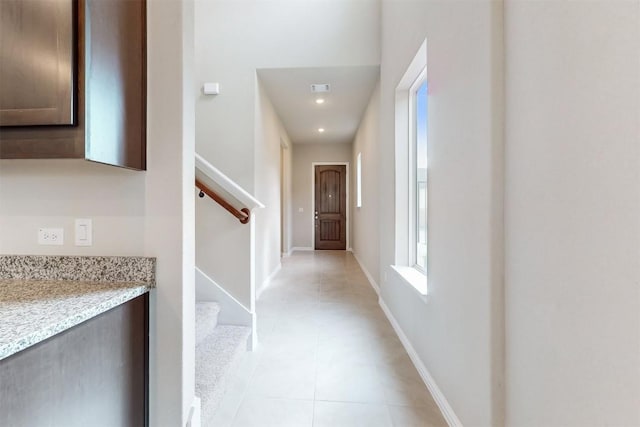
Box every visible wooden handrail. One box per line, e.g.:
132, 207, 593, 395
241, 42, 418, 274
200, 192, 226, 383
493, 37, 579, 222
195, 178, 251, 224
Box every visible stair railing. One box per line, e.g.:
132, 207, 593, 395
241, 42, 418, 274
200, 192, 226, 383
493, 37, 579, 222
196, 178, 251, 224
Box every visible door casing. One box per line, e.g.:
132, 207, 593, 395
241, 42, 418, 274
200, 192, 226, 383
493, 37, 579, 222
311, 161, 350, 251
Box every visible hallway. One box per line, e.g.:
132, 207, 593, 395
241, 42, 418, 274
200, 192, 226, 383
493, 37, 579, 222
212, 251, 446, 427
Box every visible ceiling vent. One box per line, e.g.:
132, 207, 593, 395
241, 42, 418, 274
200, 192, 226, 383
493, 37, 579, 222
311, 84, 330, 93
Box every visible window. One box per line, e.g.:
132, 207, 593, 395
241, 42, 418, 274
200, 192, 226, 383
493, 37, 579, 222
393, 39, 428, 297
410, 75, 427, 272
356, 152, 362, 208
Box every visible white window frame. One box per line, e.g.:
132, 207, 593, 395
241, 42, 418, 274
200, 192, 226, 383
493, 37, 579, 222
392, 39, 428, 298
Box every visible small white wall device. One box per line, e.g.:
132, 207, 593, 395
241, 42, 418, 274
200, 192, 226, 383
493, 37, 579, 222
203, 83, 220, 95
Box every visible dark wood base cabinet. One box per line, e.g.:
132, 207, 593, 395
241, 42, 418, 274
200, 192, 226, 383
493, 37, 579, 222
0, 0, 146, 170
0, 294, 149, 427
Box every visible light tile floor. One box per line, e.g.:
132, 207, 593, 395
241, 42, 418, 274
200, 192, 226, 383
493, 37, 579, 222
211, 251, 447, 427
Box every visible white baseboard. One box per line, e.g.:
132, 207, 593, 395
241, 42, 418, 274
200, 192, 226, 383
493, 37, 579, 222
257, 263, 281, 299
186, 396, 201, 427
291, 246, 314, 252
195, 267, 253, 327
282, 246, 295, 257
379, 298, 463, 427
351, 251, 380, 295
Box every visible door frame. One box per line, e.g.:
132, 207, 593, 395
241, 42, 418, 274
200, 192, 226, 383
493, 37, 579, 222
311, 162, 350, 251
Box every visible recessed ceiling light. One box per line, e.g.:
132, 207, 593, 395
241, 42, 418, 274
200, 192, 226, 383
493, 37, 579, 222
315, 98, 325, 104
318, 128, 325, 133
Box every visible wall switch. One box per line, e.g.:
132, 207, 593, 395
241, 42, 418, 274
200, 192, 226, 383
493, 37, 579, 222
38, 228, 64, 245
298, 207, 304, 213
75, 219, 92, 246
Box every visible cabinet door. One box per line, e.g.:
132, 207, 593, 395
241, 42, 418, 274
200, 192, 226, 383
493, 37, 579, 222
0, 0, 75, 126
0, 294, 149, 426
84, 0, 146, 170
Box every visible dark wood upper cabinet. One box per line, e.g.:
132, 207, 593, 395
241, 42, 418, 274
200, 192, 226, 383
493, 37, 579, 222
0, 0, 146, 171
0, 0, 75, 126
84, 0, 146, 169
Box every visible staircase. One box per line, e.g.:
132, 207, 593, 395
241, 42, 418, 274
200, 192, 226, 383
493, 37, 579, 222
195, 301, 252, 424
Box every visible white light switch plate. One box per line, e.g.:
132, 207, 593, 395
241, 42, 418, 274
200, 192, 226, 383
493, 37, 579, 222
75, 219, 92, 246
38, 228, 64, 245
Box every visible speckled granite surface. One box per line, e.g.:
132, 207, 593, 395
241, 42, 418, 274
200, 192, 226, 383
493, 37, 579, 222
0, 255, 156, 361
0, 255, 155, 283
0, 280, 152, 361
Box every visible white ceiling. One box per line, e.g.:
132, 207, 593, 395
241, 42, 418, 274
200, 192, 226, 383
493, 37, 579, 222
257, 66, 380, 145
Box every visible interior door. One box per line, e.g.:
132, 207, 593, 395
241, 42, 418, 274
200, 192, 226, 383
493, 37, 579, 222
314, 165, 347, 250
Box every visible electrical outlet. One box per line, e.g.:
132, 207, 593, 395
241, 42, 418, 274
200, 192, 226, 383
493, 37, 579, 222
38, 228, 64, 245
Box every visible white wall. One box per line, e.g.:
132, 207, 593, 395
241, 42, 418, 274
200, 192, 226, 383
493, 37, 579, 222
0, 0, 196, 425
195, 78, 292, 308
196, 198, 252, 307
504, 1, 640, 425
379, 1, 504, 426
291, 143, 353, 249
194, 0, 379, 189
254, 78, 292, 292
147, 0, 196, 423
281, 139, 293, 256
0, 160, 146, 255
351, 82, 380, 286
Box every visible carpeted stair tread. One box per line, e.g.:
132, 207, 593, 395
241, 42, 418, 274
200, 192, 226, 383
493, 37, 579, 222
196, 324, 251, 424
196, 302, 221, 346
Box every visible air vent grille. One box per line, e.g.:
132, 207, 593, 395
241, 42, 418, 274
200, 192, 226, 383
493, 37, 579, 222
311, 84, 330, 93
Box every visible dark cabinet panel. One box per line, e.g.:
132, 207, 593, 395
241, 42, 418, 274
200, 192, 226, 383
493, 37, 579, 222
0, 0, 147, 170
85, 0, 146, 169
0, 0, 75, 126
0, 294, 149, 426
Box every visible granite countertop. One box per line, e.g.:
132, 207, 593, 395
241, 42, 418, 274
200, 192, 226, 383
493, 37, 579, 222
0, 279, 152, 361
0, 255, 156, 361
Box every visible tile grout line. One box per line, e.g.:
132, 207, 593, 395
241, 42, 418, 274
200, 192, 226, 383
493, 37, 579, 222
311, 266, 322, 426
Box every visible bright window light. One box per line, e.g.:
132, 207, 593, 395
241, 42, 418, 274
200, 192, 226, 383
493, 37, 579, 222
413, 77, 428, 272
356, 152, 362, 207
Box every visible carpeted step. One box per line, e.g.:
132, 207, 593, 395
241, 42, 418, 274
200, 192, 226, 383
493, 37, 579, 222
196, 302, 221, 346
196, 324, 251, 425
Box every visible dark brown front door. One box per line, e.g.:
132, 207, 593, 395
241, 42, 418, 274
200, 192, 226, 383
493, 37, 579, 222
315, 165, 347, 250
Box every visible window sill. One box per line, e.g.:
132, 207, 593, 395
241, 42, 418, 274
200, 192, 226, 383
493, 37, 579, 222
390, 265, 428, 302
